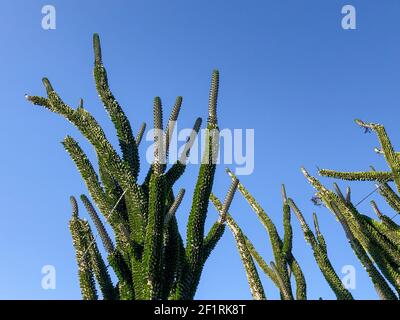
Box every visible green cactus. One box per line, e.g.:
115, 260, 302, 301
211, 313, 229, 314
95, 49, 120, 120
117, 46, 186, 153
26, 34, 223, 300
217, 119, 400, 300
302, 167, 399, 299
210, 178, 266, 300
287, 198, 353, 300
210, 169, 307, 300
26, 31, 400, 301
302, 119, 400, 299
214, 167, 397, 300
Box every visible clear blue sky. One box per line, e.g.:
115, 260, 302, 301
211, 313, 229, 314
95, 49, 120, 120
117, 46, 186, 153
1, 0, 400, 299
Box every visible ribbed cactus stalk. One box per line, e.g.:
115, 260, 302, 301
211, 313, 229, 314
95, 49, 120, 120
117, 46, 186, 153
26, 34, 224, 300
210, 169, 307, 300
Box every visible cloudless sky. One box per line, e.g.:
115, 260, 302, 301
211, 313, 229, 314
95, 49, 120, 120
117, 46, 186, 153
1, 0, 400, 299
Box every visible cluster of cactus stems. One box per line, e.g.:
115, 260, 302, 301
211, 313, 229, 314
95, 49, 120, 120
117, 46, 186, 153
26, 34, 225, 300
216, 119, 400, 300
308, 119, 400, 299
211, 170, 345, 300
23, 32, 400, 300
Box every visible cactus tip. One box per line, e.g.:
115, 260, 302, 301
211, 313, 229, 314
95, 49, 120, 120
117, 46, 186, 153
193, 117, 202, 133
70, 196, 79, 217
93, 33, 102, 63
153, 97, 163, 130
281, 184, 287, 203
42, 78, 54, 93
355, 119, 364, 126
225, 167, 235, 178
207, 70, 219, 126
371, 200, 383, 219
300, 166, 308, 176
312, 212, 320, 233
333, 183, 345, 201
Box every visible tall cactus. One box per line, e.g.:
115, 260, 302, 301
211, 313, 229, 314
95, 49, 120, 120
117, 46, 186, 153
26, 34, 223, 300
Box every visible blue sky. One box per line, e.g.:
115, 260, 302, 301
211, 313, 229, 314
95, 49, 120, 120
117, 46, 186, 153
0, 0, 400, 299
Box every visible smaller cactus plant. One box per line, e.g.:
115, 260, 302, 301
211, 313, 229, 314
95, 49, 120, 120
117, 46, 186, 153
301, 119, 400, 299
213, 119, 400, 300
210, 169, 308, 300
